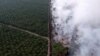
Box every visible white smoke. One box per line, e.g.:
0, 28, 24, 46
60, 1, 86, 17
51, 0, 100, 56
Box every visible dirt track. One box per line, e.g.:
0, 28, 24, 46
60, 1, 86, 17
0, 22, 48, 40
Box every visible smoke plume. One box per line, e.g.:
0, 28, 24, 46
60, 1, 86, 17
51, 0, 100, 56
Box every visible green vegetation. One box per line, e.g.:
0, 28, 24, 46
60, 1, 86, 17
0, 0, 48, 36
0, 0, 65, 56
52, 43, 66, 56
0, 25, 48, 56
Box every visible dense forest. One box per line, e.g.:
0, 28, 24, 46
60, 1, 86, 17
0, 0, 64, 56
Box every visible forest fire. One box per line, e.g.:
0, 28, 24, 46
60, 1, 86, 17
51, 0, 100, 56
